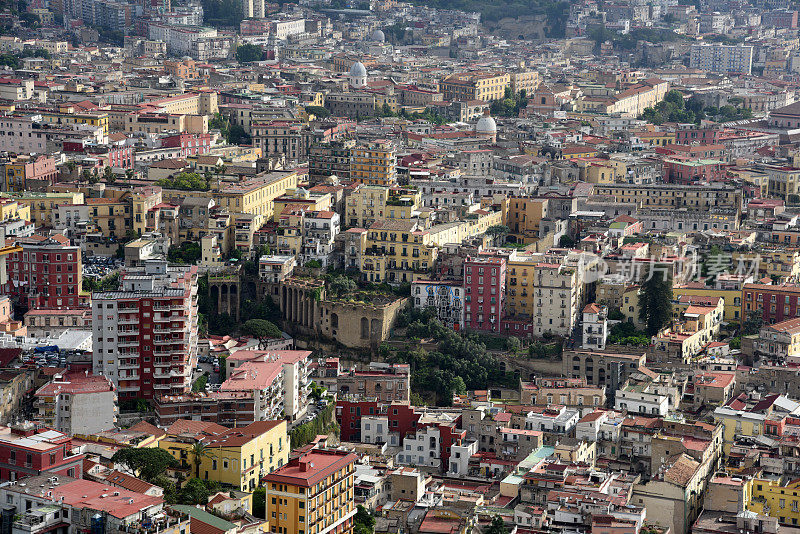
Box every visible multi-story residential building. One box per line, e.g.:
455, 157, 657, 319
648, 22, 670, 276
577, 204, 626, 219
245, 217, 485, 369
690, 44, 754, 75
463, 254, 506, 332
344, 185, 420, 228
742, 283, 800, 324
309, 140, 355, 183
34, 373, 116, 436
590, 183, 742, 212
0, 423, 84, 481
221, 350, 312, 422
301, 210, 340, 268
360, 219, 437, 285
755, 317, 800, 364
582, 303, 608, 350
523, 405, 581, 434
0, 191, 84, 228
159, 419, 289, 492
411, 280, 465, 330
351, 141, 396, 186
3, 234, 82, 310
335, 363, 410, 404
3, 155, 58, 192
91, 261, 199, 401
563, 350, 647, 388
263, 448, 358, 534
395, 415, 467, 471
439, 72, 511, 102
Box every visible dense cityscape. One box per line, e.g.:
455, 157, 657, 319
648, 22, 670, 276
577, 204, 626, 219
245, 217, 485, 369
0, 0, 799, 533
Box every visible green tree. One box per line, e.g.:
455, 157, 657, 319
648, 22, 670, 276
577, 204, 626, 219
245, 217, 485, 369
638, 265, 674, 336
111, 448, 180, 482
353, 506, 375, 534
328, 274, 357, 298
305, 106, 331, 118
156, 172, 210, 191
236, 43, 264, 63
252, 486, 266, 518
485, 516, 508, 534
242, 319, 282, 348
176, 478, 211, 505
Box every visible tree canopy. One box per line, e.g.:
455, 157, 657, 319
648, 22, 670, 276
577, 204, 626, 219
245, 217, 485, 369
111, 448, 180, 482
640, 90, 752, 125
236, 44, 264, 63
242, 319, 282, 347
156, 172, 210, 191
638, 265, 674, 336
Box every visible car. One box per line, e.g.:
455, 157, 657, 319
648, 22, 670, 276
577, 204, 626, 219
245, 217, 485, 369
213, 364, 220, 372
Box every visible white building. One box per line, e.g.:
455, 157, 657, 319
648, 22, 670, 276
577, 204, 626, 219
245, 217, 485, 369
0, 115, 46, 153
147, 23, 218, 57
34, 373, 117, 435
301, 210, 340, 268
447, 439, 477, 476
361, 415, 390, 445
689, 43, 754, 75
524, 405, 580, 434
615, 381, 671, 416
582, 303, 608, 350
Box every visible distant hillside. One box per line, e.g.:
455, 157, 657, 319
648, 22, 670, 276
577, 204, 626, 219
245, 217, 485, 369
414, 0, 569, 35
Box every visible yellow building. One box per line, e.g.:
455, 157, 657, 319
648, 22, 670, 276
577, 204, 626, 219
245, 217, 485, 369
503, 197, 548, 243
159, 419, 289, 495
576, 159, 623, 184
439, 72, 511, 102
273, 189, 333, 223
361, 219, 437, 285
264, 449, 358, 534
345, 185, 421, 228
729, 168, 769, 197
673, 283, 741, 323
748, 478, 800, 526
351, 141, 397, 186
732, 250, 800, 283
506, 253, 539, 318
0, 191, 84, 227
214, 170, 300, 220
40, 110, 110, 137
712, 407, 766, 456
0, 198, 30, 223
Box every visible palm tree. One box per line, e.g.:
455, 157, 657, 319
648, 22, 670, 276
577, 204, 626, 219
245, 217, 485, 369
189, 441, 212, 479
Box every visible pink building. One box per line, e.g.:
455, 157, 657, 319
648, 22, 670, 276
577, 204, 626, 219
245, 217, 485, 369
463, 255, 506, 332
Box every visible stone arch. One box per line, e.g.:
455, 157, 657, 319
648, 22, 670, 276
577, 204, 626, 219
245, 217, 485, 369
370, 318, 380, 338
331, 313, 339, 329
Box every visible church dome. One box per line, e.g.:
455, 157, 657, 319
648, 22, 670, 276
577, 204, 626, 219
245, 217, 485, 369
349, 61, 367, 78
371, 29, 385, 42
476, 115, 497, 134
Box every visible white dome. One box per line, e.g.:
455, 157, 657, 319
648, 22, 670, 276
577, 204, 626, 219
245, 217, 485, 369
349, 61, 367, 78
476, 115, 497, 134
371, 29, 385, 42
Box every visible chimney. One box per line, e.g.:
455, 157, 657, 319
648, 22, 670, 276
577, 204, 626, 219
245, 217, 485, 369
299, 458, 310, 472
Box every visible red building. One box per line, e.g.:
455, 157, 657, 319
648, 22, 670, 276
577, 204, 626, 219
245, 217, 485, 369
0, 423, 84, 482
662, 156, 726, 185
463, 255, 506, 332
3, 235, 82, 310
92, 263, 199, 400
161, 132, 212, 157
336, 399, 381, 442
742, 283, 800, 324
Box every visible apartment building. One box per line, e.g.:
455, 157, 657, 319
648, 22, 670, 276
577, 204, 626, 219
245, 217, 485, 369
3, 155, 58, 192
439, 72, 511, 102
3, 234, 82, 310
411, 280, 465, 330
590, 183, 742, 211
563, 350, 647, 387
336, 363, 410, 404
34, 373, 116, 436
742, 283, 800, 324
351, 141, 397, 186
0, 423, 84, 482
361, 219, 437, 285
0, 191, 84, 227
301, 210, 340, 268
309, 140, 355, 183
345, 185, 421, 228
222, 350, 312, 422
263, 449, 358, 534
531, 262, 581, 338
463, 254, 506, 332
755, 317, 800, 364
92, 261, 199, 400
690, 43, 754, 75
159, 419, 289, 492
214, 171, 300, 220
